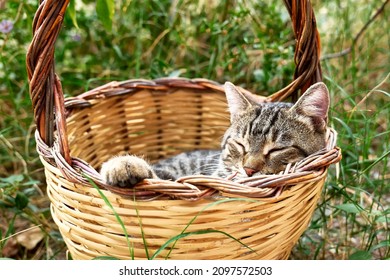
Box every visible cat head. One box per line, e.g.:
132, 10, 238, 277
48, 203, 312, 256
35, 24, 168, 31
221, 82, 330, 177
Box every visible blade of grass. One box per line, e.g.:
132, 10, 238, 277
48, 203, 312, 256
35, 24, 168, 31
93, 256, 120, 260
162, 197, 259, 259
85, 176, 134, 260
151, 229, 257, 260
134, 205, 150, 260
360, 150, 390, 175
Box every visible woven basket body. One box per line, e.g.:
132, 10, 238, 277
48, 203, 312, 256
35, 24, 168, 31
27, 0, 341, 260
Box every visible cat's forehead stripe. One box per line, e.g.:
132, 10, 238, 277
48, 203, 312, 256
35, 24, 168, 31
261, 109, 281, 136
250, 106, 281, 136
273, 126, 284, 142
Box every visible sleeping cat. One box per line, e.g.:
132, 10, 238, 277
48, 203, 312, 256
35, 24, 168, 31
100, 82, 330, 187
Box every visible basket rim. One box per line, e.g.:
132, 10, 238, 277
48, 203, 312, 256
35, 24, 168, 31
35, 82, 341, 201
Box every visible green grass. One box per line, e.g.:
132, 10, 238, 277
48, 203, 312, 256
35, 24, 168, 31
0, 0, 389, 259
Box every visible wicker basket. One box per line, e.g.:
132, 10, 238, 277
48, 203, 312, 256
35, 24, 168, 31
27, 0, 341, 260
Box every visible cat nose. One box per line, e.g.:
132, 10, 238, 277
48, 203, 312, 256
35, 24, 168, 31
244, 167, 257, 177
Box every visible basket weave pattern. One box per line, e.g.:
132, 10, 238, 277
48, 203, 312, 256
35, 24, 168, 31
27, 0, 341, 259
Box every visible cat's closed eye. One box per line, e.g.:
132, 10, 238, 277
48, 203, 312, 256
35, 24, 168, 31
226, 139, 246, 155
267, 146, 305, 164
265, 147, 287, 156
233, 140, 246, 153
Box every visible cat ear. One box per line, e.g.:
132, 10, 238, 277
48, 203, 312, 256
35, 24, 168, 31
291, 82, 330, 130
224, 82, 258, 122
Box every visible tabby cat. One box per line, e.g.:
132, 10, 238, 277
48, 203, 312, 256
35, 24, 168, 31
100, 82, 330, 187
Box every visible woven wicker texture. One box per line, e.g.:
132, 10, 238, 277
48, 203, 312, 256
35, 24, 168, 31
27, 0, 341, 259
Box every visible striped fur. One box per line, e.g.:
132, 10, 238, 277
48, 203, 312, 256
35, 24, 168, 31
100, 82, 330, 187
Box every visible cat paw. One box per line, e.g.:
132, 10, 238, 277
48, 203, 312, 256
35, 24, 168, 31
100, 155, 155, 187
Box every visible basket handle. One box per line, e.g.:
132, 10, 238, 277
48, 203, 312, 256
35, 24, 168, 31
268, 0, 322, 102
26, 0, 321, 163
26, 0, 71, 163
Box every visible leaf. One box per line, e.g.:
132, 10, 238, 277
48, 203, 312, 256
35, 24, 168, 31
15, 192, 29, 210
169, 69, 186, 77
67, 0, 79, 29
370, 240, 390, 251
375, 215, 388, 223
112, 45, 124, 59
15, 227, 44, 250
1, 174, 24, 185
96, 0, 115, 32
334, 203, 363, 214
348, 250, 372, 260
93, 256, 120, 260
